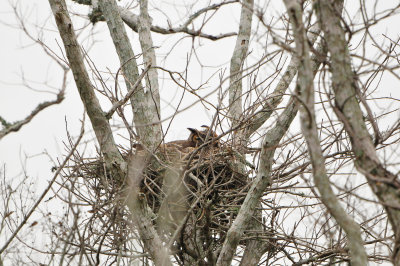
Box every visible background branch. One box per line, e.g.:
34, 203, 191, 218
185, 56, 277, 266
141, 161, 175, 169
0, 88, 65, 140
98, 0, 162, 150
217, 97, 298, 265
0, 116, 85, 254
315, 0, 400, 263
285, 0, 367, 264
48, 0, 125, 175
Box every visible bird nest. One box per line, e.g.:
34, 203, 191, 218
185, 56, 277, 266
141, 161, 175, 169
143, 145, 250, 230
67, 142, 251, 252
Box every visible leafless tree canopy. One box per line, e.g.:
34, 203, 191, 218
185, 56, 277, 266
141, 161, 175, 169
1, 0, 400, 265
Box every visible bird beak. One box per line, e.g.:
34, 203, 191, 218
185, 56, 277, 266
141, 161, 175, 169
200, 125, 209, 129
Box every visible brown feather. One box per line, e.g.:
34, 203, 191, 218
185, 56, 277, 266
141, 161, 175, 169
133, 126, 219, 152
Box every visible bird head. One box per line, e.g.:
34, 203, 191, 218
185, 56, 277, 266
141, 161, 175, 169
187, 126, 219, 147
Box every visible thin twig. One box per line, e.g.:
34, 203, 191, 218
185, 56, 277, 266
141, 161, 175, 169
105, 65, 151, 119
0, 117, 85, 255
0, 88, 65, 140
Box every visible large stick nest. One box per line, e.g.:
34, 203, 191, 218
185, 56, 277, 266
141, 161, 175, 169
67, 142, 252, 253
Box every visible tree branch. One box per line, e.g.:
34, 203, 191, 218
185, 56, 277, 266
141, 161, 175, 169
315, 0, 400, 263
126, 153, 173, 266
228, 0, 253, 134
216, 97, 298, 266
0, 89, 65, 140
0, 117, 85, 255
244, 19, 321, 139
71, 0, 237, 40
105, 65, 150, 119
285, 0, 367, 265
48, 0, 125, 176
120, 3, 237, 41
97, 0, 171, 264
98, 0, 162, 150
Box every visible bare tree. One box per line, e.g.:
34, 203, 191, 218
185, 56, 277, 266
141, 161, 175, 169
1, 0, 400, 265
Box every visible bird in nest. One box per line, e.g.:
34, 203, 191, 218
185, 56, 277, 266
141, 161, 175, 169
133, 125, 219, 154
164, 125, 219, 152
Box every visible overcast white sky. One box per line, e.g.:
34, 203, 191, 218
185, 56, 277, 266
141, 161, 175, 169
0, 0, 288, 185
2, 0, 399, 179
1, 0, 400, 264
0, 0, 236, 180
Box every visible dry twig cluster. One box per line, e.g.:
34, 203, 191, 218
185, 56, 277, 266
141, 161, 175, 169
65, 141, 258, 257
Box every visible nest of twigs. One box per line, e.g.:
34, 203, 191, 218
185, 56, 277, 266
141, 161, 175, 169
146, 145, 250, 231
70, 142, 251, 252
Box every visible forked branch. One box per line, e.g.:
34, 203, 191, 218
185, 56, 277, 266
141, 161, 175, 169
285, 0, 367, 264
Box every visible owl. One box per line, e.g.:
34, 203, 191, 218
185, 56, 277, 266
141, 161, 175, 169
133, 125, 219, 153
166, 125, 219, 151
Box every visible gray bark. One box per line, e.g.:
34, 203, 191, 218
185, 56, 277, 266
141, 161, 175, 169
239, 205, 276, 266
216, 98, 298, 266
119, 5, 236, 41
243, 18, 320, 139
0, 90, 64, 140
48, 0, 125, 177
48, 1, 172, 264
98, 0, 162, 150
228, 0, 253, 137
315, 0, 400, 263
71, 0, 236, 40
138, 0, 160, 113
126, 154, 172, 266
284, 0, 367, 265
220, 14, 326, 266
